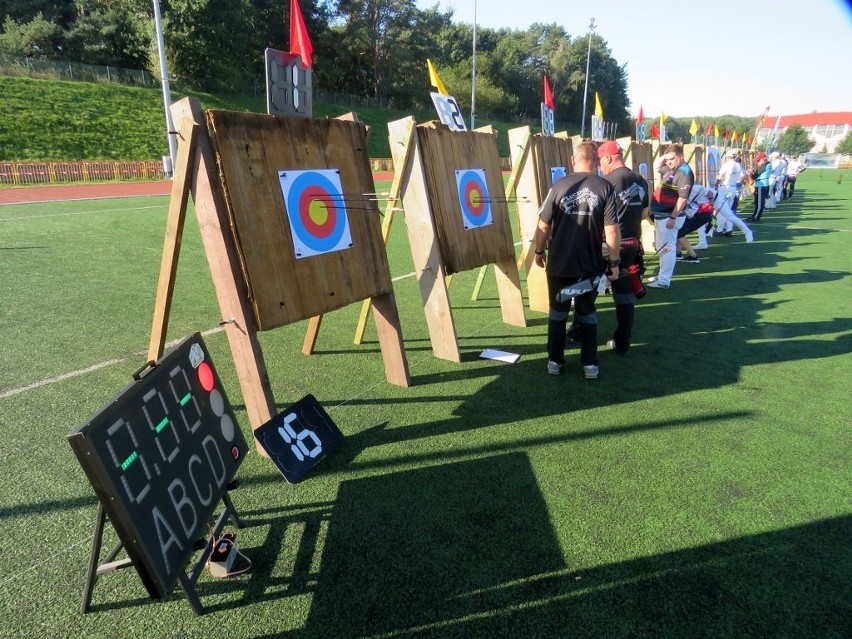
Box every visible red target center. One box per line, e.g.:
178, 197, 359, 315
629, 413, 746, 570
464, 181, 486, 217
299, 186, 338, 238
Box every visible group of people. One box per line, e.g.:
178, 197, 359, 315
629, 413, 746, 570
531, 140, 800, 380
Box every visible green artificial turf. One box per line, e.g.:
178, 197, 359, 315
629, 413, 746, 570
0, 171, 849, 638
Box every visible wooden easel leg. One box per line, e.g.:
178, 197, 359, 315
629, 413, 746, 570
493, 255, 527, 327
177, 572, 204, 616
470, 264, 489, 300
371, 292, 411, 387
302, 315, 322, 354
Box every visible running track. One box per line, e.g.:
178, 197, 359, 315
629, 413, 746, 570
0, 173, 398, 205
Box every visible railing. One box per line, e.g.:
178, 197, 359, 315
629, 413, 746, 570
0, 161, 167, 186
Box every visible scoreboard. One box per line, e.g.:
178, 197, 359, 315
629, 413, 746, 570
68, 334, 247, 599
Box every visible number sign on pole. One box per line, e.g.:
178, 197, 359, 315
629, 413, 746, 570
430, 92, 467, 131
265, 47, 312, 118
68, 334, 247, 612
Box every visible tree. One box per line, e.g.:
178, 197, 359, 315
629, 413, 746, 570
776, 123, 814, 155
836, 130, 852, 155
0, 12, 60, 57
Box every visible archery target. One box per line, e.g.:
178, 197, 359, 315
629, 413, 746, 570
638, 163, 649, 180
551, 166, 567, 185
706, 148, 720, 187
278, 169, 353, 258
455, 168, 493, 230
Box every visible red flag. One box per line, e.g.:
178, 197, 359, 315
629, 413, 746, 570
290, 0, 313, 68
637, 105, 645, 124
650, 123, 660, 138
723, 128, 729, 139
705, 123, 713, 136
543, 76, 554, 110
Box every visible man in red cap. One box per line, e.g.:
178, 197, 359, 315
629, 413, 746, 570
597, 140, 649, 353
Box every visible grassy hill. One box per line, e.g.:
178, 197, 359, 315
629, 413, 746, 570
0, 76, 524, 162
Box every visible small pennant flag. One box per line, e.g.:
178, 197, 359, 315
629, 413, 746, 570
714, 124, 720, 138
594, 92, 604, 119
543, 76, 554, 110
427, 59, 448, 96
650, 123, 660, 138
705, 123, 713, 137
689, 119, 699, 136
637, 106, 645, 123
731, 131, 739, 142
724, 128, 730, 139
289, 0, 313, 68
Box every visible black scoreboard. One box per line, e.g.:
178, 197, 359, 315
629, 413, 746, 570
68, 334, 247, 599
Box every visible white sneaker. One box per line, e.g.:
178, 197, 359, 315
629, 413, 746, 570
647, 280, 670, 289
583, 364, 599, 379
745, 232, 754, 243
547, 360, 562, 375
693, 242, 709, 250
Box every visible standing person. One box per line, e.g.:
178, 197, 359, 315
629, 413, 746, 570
533, 141, 620, 379
784, 155, 807, 198
647, 144, 694, 289
713, 149, 745, 236
597, 140, 649, 354
766, 151, 784, 208
749, 152, 772, 221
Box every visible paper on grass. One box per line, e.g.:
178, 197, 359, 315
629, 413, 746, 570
479, 349, 521, 364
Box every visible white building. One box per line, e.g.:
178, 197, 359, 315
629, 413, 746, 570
757, 112, 852, 153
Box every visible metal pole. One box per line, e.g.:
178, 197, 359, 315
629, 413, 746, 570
470, 0, 477, 130
153, 0, 177, 173
580, 17, 596, 139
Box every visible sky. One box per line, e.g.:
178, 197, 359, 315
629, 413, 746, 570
416, 0, 852, 120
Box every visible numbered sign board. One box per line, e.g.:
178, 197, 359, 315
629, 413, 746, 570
430, 92, 467, 131
265, 47, 312, 118
68, 334, 247, 598
254, 394, 344, 483
541, 103, 555, 137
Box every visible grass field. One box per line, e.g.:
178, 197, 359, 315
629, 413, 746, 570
0, 170, 850, 638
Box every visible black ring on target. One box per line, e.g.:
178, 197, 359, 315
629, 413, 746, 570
286, 171, 347, 252
456, 169, 491, 228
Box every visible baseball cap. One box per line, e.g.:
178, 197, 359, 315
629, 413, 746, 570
755, 152, 767, 162
726, 149, 738, 157
597, 140, 622, 158
770, 151, 781, 158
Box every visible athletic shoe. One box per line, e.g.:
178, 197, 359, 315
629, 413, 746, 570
681, 255, 700, 263
606, 339, 628, 354
745, 232, 754, 243
647, 280, 669, 289
547, 360, 562, 375
583, 364, 599, 379
720, 231, 734, 237
675, 253, 684, 261
692, 242, 709, 250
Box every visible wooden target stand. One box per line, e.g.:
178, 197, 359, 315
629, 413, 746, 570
354, 117, 526, 363
498, 126, 574, 313
149, 98, 410, 455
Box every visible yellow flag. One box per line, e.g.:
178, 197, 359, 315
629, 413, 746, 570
660, 111, 667, 126
426, 59, 448, 96
731, 131, 739, 142
689, 119, 698, 136
594, 92, 604, 119
714, 124, 720, 138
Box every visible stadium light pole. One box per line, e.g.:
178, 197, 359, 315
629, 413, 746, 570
470, 0, 477, 129
153, 0, 177, 176
579, 17, 596, 139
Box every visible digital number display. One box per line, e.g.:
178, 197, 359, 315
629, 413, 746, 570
541, 103, 555, 137
254, 394, 344, 483
68, 334, 247, 598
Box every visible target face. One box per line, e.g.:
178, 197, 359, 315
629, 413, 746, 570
551, 166, 567, 185
706, 149, 720, 187
455, 168, 493, 230
278, 169, 353, 258
638, 163, 649, 180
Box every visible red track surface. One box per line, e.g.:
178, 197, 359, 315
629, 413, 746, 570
0, 173, 397, 205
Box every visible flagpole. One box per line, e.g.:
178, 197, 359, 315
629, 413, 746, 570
470, 0, 477, 129
580, 17, 596, 139
152, 0, 177, 175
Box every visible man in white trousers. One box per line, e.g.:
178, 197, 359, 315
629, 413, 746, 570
712, 149, 745, 237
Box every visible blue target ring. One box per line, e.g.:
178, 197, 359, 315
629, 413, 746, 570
286, 171, 348, 253
456, 169, 492, 228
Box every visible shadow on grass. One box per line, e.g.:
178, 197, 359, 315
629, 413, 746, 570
235, 453, 851, 638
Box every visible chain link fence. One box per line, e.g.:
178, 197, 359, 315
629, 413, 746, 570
0, 53, 154, 87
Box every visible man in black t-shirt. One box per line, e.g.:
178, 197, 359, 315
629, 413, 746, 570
598, 140, 649, 353
532, 141, 620, 379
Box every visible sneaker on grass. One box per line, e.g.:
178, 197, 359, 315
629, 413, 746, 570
647, 280, 669, 289
681, 255, 700, 263
583, 364, 599, 379
547, 360, 562, 375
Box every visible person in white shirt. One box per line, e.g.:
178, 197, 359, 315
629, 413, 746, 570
767, 151, 785, 208
784, 155, 807, 199
714, 149, 745, 234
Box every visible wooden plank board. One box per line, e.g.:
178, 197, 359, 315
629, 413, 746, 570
205, 110, 392, 330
